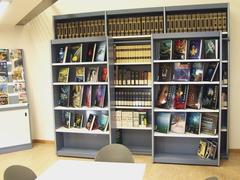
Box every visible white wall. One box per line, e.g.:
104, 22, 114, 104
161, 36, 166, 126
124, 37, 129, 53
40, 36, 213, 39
2, 0, 240, 148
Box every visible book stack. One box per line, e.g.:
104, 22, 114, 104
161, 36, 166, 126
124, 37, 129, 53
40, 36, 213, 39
197, 139, 218, 159
55, 18, 105, 39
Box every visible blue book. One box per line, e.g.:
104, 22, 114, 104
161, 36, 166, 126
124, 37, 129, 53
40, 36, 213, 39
186, 112, 201, 134
155, 113, 171, 133
188, 39, 202, 59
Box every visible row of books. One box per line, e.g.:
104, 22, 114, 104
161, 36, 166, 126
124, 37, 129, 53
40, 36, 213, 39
56, 42, 106, 63
157, 62, 219, 82
156, 84, 219, 110
115, 89, 151, 107
166, 12, 227, 33
198, 139, 218, 159
114, 44, 151, 63
155, 112, 218, 135
108, 15, 164, 36
62, 111, 109, 132
114, 67, 151, 85
58, 66, 107, 83
58, 85, 107, 108
113, 110, 148, 128
55, 19, 105, 39
158, 39, 218, 60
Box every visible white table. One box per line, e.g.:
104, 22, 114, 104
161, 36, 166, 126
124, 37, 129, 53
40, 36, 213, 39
36, 160, 145, 180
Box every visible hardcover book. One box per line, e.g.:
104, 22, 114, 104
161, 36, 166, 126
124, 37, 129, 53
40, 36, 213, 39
83, 85, 92, 107
86, 114, 98, 130
94, 85, 106, 108
205, 140, 218, 159
98, 114, 109, 131
69, 44, 82, 62
201, 112, 218, 135
86, 66, 99, 82
100, 66, 108, 82
95, 41, 106, 62
71, 85, 83, 108
18, 91, 27, 103
0, 61, 8, 82
172, 39, 187, 59
198, 139, 208, 158
75, 66, 85, 82
58, 67, 69, 82
57, 46, 68, 63
173, 63, 191, 81
58, 86, 70, 107
159, 39, 172, 60
10, 49, 24, 81
186, 85, 202, 109
190, 62, 204, 81
158, 63, 172, 81
0, 83, 8, 105
174, 84, 189, 109
13, 83, 26, 93
155, 112, 171, 133
62, 111, 71, 128
187, 39, 202, 59
0, 49, 9, 61
186, 112, 201, 134
156, 85, 175, 109
203, 63, 219, 81
73, 113, 83, 128
170, 112, 187, 134
204, 39, 218, 59
82, 43, 96, 62
202, 85, 219, 109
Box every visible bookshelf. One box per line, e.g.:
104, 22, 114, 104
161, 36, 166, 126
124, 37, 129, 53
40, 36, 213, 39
52, 3, 229, 165
0, 49, 32, 153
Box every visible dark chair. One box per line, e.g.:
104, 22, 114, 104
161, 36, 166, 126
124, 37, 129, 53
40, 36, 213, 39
95, 144, 134, 163
4, 165, 37, 180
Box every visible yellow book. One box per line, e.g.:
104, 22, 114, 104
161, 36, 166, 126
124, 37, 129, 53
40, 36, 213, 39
58, 67, 70, 83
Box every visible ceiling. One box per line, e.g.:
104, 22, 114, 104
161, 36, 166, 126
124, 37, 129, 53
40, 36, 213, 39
0, 0, 43, 25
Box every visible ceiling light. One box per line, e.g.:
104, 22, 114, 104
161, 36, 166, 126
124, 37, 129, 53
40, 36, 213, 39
0, 0, 11, 16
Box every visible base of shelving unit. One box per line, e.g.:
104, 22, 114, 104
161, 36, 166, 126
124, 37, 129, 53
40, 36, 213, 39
57, 147, 97, 158
154, 153, 218, 166
220, 153, 228, 160
127, 145, 152, 155
0, 143, 32, 154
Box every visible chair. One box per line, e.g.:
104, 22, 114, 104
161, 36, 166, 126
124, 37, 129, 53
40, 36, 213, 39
95, 144, 134, 163
4, 165, 37, 180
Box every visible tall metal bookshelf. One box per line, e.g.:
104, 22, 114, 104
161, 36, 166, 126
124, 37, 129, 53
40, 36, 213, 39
51, 3, 229, 165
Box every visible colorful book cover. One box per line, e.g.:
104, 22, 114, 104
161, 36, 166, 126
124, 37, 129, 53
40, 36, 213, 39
75, 66, 85, 82
159, 39, 172, 60
58, 67, 69, 82
186, 85, 202, 109
98, 114, 109, 131
95, 42, 106, 62
13, 83, 26, 93
94, 85, 106, 108
204, 39, 218, 59
73, 113, 83, 128
172, 39, 187, 60
198, 139, 208, 158
71, 85, 83, 108
62, 111, 71, 128
58, 86, 70, 107
0, 61, 8, 82
86, 114, 98, 130
86, 66, 99, 82
57, 46, 68, 63
202, 85, 219, 109
0, 49, 9, 61
0, 83, 8, 105
156, 85, 175, 109
190, 62, 204, 81
70, 44, 82, 62
155, 112, 171, 133
170, 112, 187, 134
205, 140, 218, 159
186, 112, 201, 134
10, 49, 24, 81
82, 43, 95, 62
158, 63, 172, 81
188, 39, 202, 59
174, 84, 189, 109
173, 63, 191, 81
100, 66, 108, 82
18, 91, 28, 103
201, 112, 218, 135
83, 85, 92, 107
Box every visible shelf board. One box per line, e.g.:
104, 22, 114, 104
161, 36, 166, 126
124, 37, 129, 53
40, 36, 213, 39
154, 132, 218, 138
154, 108, 219, 113
221, 128, 227, 132
153, 59, 220, 63
112, 85, 152, 88
113, 62, 151, 65
127, 145, 152, 155
56, 127, 109, 135
54, 106, 109, 111
222, 84, 228, 88
53, 82, 108, 85
154, 153, 218, 165
52, 61, 107, 66
154, 81, 219, 85
114, 126, 152, 130
222, 32, 228, 35
221, 107, 228, 110
113, 106, 152, 110
57, 147, 97, 158
0, 103, 28, 109
112, 35, 151, 39
8, 93, 18, 96
222, 60, 228, 63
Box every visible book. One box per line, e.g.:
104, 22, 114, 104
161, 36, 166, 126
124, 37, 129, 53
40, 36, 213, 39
203, 63, 219, 81
100, 66, 108, 82
0, 61, 8, 82
158, 63, 172, 81
159, 40, 172, 60
57, 46, 68, 63
95, 42, 106, 62
10, 49, 24, 81
13, 83, 26, 93
86, 114, 98, 130
186, 85, 202, 109
58, 67, 69, 82
86, 66, 99, 82
173, 63, 191, 81
201, 112, 218, 135
69, 44, 82, 62
198, 139, 208, 158
75, 66, 85, 82
155, 112, 171, 133
170, 112, 187, 134
98, 114, 109, 131
82, 43, 96, 62
173, 84, 189, 109
73, 113, 83, 128
83, 85, 92, 107
71, 85, 83, 108
205, 140, 218, 159
190, 63, 204, 81
156, 85, 175, 109
18, 91, 27, 103
62, 111, 71, 128
58, 86, 70, 106
187, 39, 202, 59
172, 39, 187, 59
0, 83, 8, 105
0, 49, 9, 61
186, 112, 201, 134
203, 39, 218, 59
202, 85, 219, 109
94, 85, 106, 108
